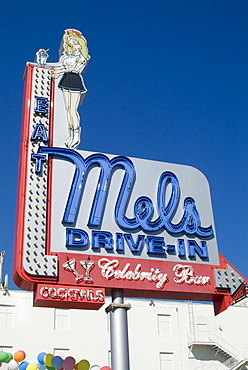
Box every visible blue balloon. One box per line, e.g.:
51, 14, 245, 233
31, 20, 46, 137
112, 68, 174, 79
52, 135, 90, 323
51, 356, 63, 370
37, 365, 46, 370
37, 353, 46, 365
20, 361, 29, 370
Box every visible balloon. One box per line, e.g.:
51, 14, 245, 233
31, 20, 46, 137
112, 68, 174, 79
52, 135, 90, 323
37, 353, 46, 365
29, 360, 39, 367
26, 364, 38, 370
8, 360, 19, 370
63, 357, 75, 370
51, 357, 63, 370
14, 351, 26, 363
90, 366, 100, 370
19, 361, 29, 370
100, 367, 111, 370
37, 364, 46, 370
0, 353, 9, 363
47, 366, 55, 370
5, 354, 13, 363
76, 360, 90, 370
0, 362, 2, 368
44, 354, 54, 367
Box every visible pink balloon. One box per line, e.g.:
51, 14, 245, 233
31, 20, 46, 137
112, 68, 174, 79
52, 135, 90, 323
63, 357, 75, 370
100, 367, 111, 370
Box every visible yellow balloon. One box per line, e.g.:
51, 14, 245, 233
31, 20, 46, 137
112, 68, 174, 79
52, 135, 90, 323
26, 364, 38, 370
44, 354, 54, 367
76, 360, 90, 370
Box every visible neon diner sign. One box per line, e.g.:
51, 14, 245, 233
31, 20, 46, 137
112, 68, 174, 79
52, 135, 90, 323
13, 36, 247, 314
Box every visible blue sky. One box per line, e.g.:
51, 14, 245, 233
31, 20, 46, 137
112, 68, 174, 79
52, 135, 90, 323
0, 0, 247, 290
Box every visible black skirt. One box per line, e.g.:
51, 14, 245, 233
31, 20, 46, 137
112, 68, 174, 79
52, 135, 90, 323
58, 72, 86, 92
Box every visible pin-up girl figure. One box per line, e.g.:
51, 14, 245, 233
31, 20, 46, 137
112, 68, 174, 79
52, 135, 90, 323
47, 29, 90, 149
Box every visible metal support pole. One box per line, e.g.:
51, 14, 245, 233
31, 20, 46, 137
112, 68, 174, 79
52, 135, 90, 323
105, 289, 131, 370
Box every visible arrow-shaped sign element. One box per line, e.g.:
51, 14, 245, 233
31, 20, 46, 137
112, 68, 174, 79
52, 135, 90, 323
214, 264, 244, 295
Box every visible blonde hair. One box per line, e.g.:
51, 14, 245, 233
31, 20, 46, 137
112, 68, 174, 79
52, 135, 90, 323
62, 32, 90, 60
